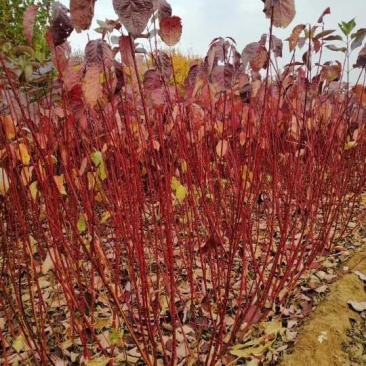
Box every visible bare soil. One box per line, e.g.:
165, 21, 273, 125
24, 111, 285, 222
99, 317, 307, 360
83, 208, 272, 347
279, 246, 366, 366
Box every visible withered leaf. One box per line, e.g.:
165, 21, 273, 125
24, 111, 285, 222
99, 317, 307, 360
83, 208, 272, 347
113, 0, 154, 36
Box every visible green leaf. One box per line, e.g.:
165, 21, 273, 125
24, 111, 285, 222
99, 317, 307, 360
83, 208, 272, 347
13, 334, 26, 353
339, 18, 356, 37
77, 214, 87, 233
91, 151, 103, 167
91, 151, 107, 181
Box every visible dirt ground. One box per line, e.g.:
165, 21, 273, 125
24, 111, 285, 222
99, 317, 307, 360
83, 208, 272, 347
279, 246, 366, 366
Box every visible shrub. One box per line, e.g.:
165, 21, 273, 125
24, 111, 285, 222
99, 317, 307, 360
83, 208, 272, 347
0, 1, 365, 365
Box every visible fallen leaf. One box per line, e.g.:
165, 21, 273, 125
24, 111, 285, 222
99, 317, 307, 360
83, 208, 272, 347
347, 300, 366, 312
13, 334, 26, 352
230, 341, 272, 358
42, 249, 56, 274
314, 284, 328, 293
317, 330, 328, 343
84, 357, 111, 366
354, 271, 366, 282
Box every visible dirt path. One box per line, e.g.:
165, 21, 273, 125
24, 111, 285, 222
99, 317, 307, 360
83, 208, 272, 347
279, 247, 366, 366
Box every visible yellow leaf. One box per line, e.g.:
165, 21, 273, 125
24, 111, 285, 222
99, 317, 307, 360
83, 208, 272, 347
54, 175, 67, 195
13, 334, 26, 353
84, 357, 111, 366
171, 176, 181, 191
0, 168, 10, 196
29, 181, 38, 200
263, 319, 283, 336
95, 317, 110, 331
176, 185, 188, 203
230, 342, 272, 358
101, 211, 111, 224
171, 176, 188, 203
87, 172, 96, 190
18, 143, 31, 165
344, 140, 357, 150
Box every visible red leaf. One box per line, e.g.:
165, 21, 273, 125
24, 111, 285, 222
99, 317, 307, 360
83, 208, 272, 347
51, 1, 73, 46
205, 37, 226, 76
243, 304, 263, 324
320, 61, 341, 82
353, 46, 366, 68
353, 84, 366, 106
119, 35, 135, 67
184, 63, 205, 93
317, 7, 331, 23
199, 233, 222, 255
113, 0, 154, 36
154, 50, 173, 80
270, 34, 283, 57
263, 0, 296, 29
82, 65, 102, 108
210, 64, 234, 92
143, 69, 162, 91
46, 30, 71, 74
23, 4, 40, 46
84, 39, 113, 67
241, 42, 269, 72
70, 0, 96, 33
312, 38, 321, 53
159, 16, 182, 47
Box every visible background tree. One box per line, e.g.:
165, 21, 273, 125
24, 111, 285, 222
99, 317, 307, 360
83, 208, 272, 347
0, 0, 51, 56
